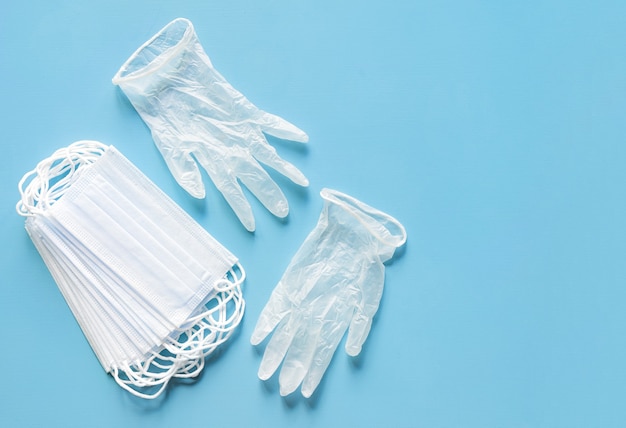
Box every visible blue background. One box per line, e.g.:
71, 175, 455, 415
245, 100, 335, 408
1, 1, 625, 427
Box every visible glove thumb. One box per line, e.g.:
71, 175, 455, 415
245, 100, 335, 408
157, 144, 206, 199
345, 261, 385, 357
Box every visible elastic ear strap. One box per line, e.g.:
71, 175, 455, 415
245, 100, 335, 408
16, 141, 108, 217
110, 263, 246, 399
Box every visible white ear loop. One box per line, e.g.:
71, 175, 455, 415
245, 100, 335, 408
17, 141, 107, 217
112, 264, 246, 399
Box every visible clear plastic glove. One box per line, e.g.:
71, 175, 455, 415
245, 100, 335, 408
250, 188, 407, 397
112, 18, 308, 232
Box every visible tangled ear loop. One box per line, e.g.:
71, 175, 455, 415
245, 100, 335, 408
17, 141, 107, 217
111, 263, 246, 399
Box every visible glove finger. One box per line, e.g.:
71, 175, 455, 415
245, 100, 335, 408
257, 111, 309, 143
257, 313, 298, 381
345, 262, 385, 356
236, 157, 290, 219
194, 151, 256, 231
250, 283, 291, 346
300, 298, 353, 398
250, 137, 309, 187
158, 145, 205, 199
277, 310, 321, 396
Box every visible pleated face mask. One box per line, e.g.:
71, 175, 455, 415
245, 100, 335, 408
17, 141, 245, 399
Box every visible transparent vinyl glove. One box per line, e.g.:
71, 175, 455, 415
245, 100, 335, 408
250, 189, 407, 397
112, 18, 309, 232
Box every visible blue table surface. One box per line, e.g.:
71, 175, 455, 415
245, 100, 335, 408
1, 1, 625, 427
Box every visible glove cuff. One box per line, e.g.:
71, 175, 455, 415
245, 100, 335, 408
320, 188, 407, 258
112, 18, 201, 91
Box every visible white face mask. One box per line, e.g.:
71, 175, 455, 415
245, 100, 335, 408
17, 141, 246, 399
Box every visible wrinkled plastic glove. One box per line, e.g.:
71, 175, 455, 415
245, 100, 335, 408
112, 18, 308, 232
250, 188, 407, 397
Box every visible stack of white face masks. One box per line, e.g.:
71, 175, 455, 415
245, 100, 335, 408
16, 141, 245, 399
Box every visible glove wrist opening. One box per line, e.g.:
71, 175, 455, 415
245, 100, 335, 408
112, 17, 196, 86
320, 188, 407, 250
